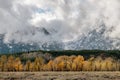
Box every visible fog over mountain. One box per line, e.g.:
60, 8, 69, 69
0, 0, 120, 53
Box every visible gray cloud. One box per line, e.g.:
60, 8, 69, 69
0, 0, 120, 49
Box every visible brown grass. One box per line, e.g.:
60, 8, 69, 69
0, 72, 120, 80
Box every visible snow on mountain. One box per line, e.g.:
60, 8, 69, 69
0, 22, 120, 53
0, 0, 120, 53
66, 22, 120, 50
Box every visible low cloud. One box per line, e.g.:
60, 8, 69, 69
0, 0, 120, 49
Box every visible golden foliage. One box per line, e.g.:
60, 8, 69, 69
0, 54, 119, 71
6, 55, 15, 71
73, 55, 84, 71
46, 60, 54, 71
82, 61, 92, 71
34, 57, 44, 71
25, 60, 31, 71
14, 57, 23, 71
0, 55, 7, 71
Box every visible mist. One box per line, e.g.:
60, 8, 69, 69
0, 0, 120, 50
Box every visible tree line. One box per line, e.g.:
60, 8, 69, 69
0, 55, 120, 71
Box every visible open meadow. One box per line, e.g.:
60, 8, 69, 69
0, 72, 120, 80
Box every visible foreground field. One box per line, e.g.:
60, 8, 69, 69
0, 72, 120, 80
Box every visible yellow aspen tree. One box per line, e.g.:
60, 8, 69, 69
94, 57, 102, 71
101, 61, 107, 71
105, 57, 114, 71
33, 57, 39, 71
66, 61, 72, 71
37, 57, 44, 71
42, 64, 48, 71
25, 60, 31, 71
72, 62, 77, 71
29, 62, 34, 72
7, 55, 15, 71
0, 55, 7, 71
116, 60, 120, 71
106, 61, 113, 71
88, 57, 95, 71
57, 61, 65, 71
0, 60, 2, 71
14, 57, 23, 71
94, 60, 101, 71
82, 61, 91, 71
112, 62, 117, 71
73, 56, 84, 71
54, 56, 67, 64
53, 62, 58, 71
67, 55, 76, 71
18, 64, 23, 71
47, 60, 54, 71
62, 56, 69, 71
53, 56, 67, 71
69, 55, 76, 61
73, 58, 79, 71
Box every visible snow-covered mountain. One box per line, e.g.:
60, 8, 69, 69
66, 22, 120, 50
0, 33, 64, 53
1, 0, 120, 53
0, 22, 120, 53
66, 24, 113, 50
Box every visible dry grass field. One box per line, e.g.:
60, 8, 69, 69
0, 72, 120, 80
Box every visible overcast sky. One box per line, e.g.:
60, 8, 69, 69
0, 0, 120, 45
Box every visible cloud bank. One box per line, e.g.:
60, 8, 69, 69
0, 0, 120, 49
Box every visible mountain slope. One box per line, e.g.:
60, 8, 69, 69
0, 23, 120, 53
